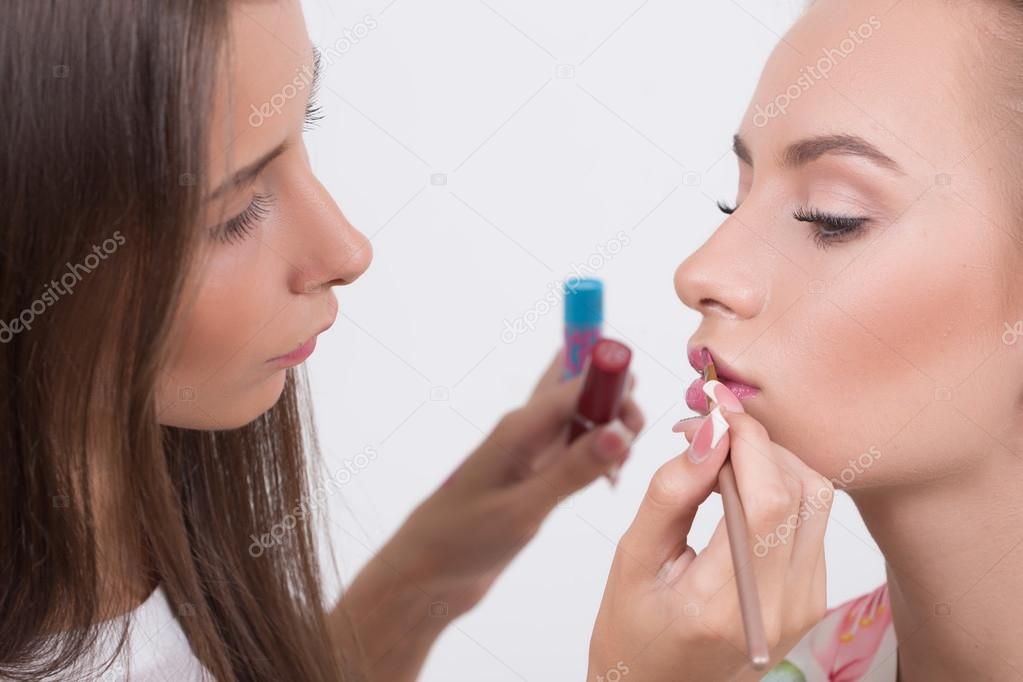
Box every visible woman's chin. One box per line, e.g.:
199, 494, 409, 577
157, 372, 288, 431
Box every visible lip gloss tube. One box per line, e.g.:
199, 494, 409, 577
562, 278, 603, 380
568, 338, 632, 443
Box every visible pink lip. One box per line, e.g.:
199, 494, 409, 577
685, 345, 759, 412
268, 335, 318, 367
268, 319, 334, 367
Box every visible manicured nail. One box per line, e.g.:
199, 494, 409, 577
687, 407, 729, 464
672, 416, 702, 433
708, 406, 729, 447
595, 419, 635, 462
702, 380, 744, 413
605, 463, 621, 487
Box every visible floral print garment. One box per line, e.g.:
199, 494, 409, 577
762, 583, 897, 682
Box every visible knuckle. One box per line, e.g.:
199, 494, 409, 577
801, 475, 836, 515
744, 486, 792, 525
646, 462, 686, 508
496, 408, 524, 434
780, 469, 803, 499
730, 412, 769, 443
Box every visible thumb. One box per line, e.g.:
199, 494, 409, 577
618, 408, 731, 577
515, 419, 635, 516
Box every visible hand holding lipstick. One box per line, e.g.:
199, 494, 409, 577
345, 347, 644, 676
587, 383, 834, 681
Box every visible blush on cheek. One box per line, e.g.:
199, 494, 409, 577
158, 263, 287, 428
776, 219, 1008, 485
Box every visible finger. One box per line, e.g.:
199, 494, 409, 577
673, 415, 703, 439
720, 411, 803, 616
769, 446, 834, 579
530, 379, 642, 475
616, 410, 732, 576
530, 346, 567, 398
513, 418, 636, 518
618, 394, 645, 436
491, 371, 586, 457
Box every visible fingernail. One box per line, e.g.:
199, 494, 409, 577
672, 416, 702, 433
687, 407, 729, 464
595, 419, 635, 462
702, 380, 744, 413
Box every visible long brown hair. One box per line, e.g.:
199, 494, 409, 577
0, 1, 359, 679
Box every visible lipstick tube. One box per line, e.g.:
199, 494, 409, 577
568, 338, 632, 443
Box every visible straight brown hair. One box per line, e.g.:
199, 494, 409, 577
0, 1, 360, 679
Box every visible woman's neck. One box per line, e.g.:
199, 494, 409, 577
851, 451, 1023, 681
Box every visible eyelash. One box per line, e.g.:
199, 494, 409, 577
304, 92, 324, 132
303, 48, 324, 132
716, 200, 869, 250
210, 52, 322, 245
213, 192, 275, 244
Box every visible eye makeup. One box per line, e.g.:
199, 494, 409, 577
716, 200, 871, 250
211, 192, 275, 244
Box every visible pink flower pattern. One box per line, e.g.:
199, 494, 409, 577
764, 583, 896, 682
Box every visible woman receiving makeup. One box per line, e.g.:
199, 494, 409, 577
590, 1, 1023, 680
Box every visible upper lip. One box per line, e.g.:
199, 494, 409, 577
687, 345, 757, 387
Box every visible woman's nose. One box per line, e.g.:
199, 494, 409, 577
283, 174, 373, 294
674, 219, 764, 321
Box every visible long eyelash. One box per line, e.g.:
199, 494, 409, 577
304, 47, 324, 132
792, 206, 868, 249
214, 192, 275, 244
716, 200, 868, 250
304, 96, 324, 132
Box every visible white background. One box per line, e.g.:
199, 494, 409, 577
295, 1, 887, 679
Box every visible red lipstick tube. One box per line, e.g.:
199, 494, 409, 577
568, 338, 632, 443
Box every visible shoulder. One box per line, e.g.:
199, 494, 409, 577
762, 583, 896, 682
21, 584, 210, 681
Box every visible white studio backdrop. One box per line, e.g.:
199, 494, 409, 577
293, 1, 886, 680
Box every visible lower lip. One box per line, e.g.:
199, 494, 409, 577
268, 336, 317, 367
685, 376, 759, 412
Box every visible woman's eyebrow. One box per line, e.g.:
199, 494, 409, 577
205, 46, 322, 203
205, 140, 290, 202
732, 132, 905, 175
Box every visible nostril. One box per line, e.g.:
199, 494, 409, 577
700, 299, 739, 319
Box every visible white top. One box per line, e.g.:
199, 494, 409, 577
26, 584, 210, 682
